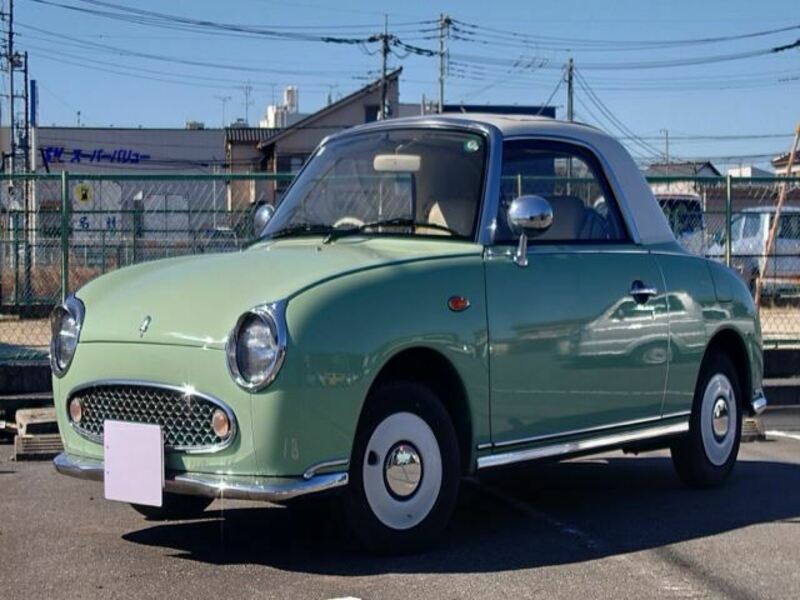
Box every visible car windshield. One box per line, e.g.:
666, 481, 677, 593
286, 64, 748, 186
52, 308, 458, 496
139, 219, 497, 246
260, 128, 487, 241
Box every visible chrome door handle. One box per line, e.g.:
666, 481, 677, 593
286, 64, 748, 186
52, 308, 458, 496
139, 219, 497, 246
629, 281, 657, 303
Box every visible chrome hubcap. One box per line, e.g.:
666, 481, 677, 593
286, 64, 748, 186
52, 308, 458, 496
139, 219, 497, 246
712, 397, 730, 439
701, 373, 737, 466
384, 442, 423, 499
362, 412, 442, 530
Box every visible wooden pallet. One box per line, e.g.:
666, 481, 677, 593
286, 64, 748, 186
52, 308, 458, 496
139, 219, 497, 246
13, 407, 63, 460
742, 417, 767, 443
14, 434, 63, 460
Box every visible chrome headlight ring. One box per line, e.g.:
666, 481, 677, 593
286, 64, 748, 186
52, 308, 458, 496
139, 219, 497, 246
50, 295, 85, 377
226, 301, 287, 392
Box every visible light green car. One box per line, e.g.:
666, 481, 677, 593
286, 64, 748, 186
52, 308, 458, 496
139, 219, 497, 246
52, 114, 766, 552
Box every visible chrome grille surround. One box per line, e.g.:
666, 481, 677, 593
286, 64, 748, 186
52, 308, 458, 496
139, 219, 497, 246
67, 381, 237, 454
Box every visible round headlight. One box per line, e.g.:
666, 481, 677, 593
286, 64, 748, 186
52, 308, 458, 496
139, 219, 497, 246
50, 296, 85, 377
226, 303, 286, 391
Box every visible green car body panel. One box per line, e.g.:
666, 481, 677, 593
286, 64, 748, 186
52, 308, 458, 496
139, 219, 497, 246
52, 114, 765, 500
55, 238, 490, 477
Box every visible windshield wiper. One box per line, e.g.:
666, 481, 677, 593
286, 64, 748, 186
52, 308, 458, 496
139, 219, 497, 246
323, 217, 461, 243
267, 223, 336, 240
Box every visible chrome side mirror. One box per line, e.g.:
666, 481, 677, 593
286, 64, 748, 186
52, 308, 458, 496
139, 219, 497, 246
253, 203, 274, 236
507, 195, 553, 268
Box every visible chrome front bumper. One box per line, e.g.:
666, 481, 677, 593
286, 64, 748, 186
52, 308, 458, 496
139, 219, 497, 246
751, 389, 768, 416
53, 453, 348, 502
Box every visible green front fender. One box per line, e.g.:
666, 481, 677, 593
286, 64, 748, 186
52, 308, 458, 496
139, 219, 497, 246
250, 255, 490, 476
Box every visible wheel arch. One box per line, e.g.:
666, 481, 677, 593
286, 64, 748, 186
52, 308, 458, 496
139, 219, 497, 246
361, 346, 474, 475
701, 327, 751, 414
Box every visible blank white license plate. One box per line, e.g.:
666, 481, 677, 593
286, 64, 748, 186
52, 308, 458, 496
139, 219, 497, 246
104, 420, 164, 507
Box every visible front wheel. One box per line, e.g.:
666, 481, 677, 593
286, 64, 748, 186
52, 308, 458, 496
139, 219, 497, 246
343, 381, 460, 553
130, 493, 213, 520
671, 353, 742, 488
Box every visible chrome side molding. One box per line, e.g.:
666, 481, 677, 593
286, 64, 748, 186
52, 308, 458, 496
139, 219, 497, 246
477, 421, 689, 470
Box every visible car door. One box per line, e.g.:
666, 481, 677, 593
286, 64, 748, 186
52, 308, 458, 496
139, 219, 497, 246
485, 139, 669, 446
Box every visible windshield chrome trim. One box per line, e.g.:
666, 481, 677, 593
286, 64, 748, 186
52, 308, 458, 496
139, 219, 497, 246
265, 120, 500, 246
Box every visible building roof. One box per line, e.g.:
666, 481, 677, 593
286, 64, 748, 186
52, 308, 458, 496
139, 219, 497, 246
643, 161, 721, 177
772, 151, 799, 168
225, 127, 281, 144
257, 68, 402, 151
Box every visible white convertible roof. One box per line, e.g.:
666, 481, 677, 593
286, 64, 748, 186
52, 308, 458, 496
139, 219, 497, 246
340, 114, 677, 246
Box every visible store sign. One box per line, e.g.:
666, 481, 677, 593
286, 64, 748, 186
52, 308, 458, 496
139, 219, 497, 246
40, 145, 152, 166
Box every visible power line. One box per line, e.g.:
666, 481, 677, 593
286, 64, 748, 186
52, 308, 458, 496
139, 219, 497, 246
450, 18, 800, 52
17, 23, 378, 76
573, 69, 665, 161
30, 0, 427, 44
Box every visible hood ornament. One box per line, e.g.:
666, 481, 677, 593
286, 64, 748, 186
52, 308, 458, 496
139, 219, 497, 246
139, 315, 152, 337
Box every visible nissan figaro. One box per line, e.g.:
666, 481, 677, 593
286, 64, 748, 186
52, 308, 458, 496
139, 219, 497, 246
52, 114, 766, 552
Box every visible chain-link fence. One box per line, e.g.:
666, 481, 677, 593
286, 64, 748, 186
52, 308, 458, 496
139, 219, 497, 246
651, 175, 800, 348
0, 172, 289, 362
2, 172, 800, 364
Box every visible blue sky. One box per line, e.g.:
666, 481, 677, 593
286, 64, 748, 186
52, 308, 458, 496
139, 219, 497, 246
11, 0, 800, 167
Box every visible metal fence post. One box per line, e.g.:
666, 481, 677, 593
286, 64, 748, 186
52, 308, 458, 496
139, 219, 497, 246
132, 205, 138, 264
13, 211, 20, 306
725, 174, 732, 268
61, 171, 70, 301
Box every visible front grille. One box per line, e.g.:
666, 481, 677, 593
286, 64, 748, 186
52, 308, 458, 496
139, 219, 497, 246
69, 383, 234, 451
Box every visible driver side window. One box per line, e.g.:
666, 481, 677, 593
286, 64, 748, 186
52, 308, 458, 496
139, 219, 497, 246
495, 140, 628, 244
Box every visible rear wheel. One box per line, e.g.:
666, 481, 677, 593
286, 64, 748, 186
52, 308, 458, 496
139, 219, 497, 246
130, 493, 213, 520
343, 381, 460, 553
671, 353, 742, 487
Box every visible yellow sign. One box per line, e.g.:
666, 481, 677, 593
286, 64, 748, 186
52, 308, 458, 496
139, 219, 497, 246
74, 182, 93, 204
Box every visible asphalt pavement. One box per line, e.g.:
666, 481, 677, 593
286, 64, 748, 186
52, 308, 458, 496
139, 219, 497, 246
1, 408, 798, 600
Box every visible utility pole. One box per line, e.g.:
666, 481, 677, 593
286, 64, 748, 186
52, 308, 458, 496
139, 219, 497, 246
660, 128, 670, 168
214, 94, 231, 128
438, 14, 450, 113
2, 0, 35, 303
379, 15, 389, 120
566, 57, 574, 122
6, 0, 15, 176
22, 50, 28, 171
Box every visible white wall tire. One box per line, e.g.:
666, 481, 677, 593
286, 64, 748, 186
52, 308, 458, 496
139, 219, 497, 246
671, 353, 743, 488
344, 381, 460, 553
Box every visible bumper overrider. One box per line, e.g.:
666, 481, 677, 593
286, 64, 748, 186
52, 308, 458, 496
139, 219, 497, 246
751, 388, 768, 415
53, 452, 348, 502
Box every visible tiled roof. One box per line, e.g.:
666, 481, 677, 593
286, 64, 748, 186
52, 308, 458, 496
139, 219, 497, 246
225, 127, 281, 144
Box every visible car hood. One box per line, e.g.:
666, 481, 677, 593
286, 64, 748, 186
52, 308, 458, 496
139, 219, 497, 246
77, 237, 480, 348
